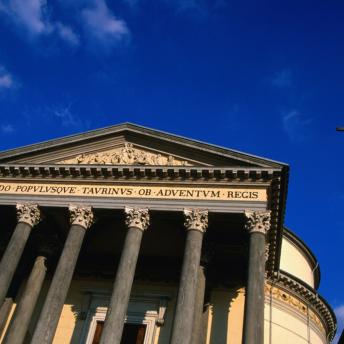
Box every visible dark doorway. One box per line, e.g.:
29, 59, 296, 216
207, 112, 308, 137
122, 323, 147, 344
92, 321, 147, 344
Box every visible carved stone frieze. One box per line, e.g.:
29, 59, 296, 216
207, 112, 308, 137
125, 206, 150, 231
244, 210, 271, 235
69, 205, 94, 229
58, 143, 191, 166
265, 283, 326, 334
184, 209, 208, 233
266, 272, 336, 341
16, 203, 41, 227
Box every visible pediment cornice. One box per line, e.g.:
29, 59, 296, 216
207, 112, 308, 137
0, 123, 287, 169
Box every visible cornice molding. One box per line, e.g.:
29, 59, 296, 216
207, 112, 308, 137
0, 164, 281, 181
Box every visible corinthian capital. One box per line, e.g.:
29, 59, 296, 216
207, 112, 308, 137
125, 207, 150, 231
184, 209, 208, 233
244, 210, 271, 235
16, 203, 41, 227
69, 205, 94, 229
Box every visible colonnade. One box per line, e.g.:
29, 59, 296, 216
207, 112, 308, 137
0, 202, 270, 344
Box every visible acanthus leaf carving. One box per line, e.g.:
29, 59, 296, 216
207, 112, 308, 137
184, 208, 208, 233
244, 210, 271, 235
69, 205, 94, 230
58, 143, 190, 166
125, 207, 150, 231
16, 203, 41, 227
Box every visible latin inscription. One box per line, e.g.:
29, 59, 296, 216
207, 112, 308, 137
0, 182, 266, 202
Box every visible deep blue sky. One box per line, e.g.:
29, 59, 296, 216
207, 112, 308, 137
0, 0, 343, 339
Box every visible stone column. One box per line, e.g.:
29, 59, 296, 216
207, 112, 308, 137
191, 264, 207, 344
0, 298, 13, 338
99, 207, 150, 344
0, 203, 41, 305
3, 235, 58, 344
31, 205, 94, 344
242, 210, 271, 344
170, 209, 208, 344
4, 256, 47, 344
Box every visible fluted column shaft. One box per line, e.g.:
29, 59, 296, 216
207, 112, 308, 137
31, 205, 94, 344
243, 210, 271, 344
4, 256, 47, 344
0, 203, 40, 305
100, 207, 150, 344
170, 209, 208, 344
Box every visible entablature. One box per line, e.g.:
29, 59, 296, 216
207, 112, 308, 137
0, 162, 285, 274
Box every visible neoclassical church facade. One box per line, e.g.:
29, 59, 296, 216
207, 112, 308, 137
0, 123, 336, 343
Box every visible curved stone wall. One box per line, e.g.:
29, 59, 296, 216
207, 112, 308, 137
209, 282, 334, 344
264, 283, 327, 344
280, 237, 315, 288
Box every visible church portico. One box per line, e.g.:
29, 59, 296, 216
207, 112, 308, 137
0, 203, 262, 343
0, 123, 336, 343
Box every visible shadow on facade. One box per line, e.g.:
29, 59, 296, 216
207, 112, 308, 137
209, 288, 240, 344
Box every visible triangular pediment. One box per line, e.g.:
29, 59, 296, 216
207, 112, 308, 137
0, 123, 286, 168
